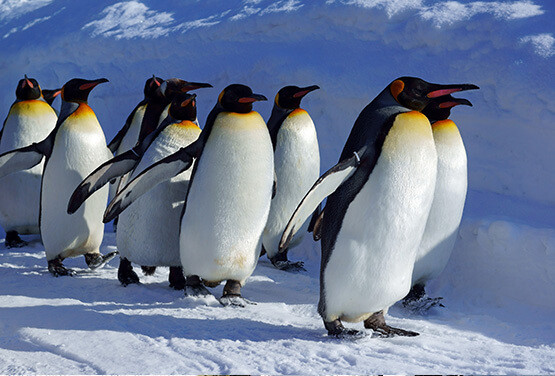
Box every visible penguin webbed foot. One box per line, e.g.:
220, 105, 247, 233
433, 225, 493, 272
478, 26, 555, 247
324, 319, 365, 339
270, 253, 306, 272
184, 275, 213, 297
219, 294, 256, 307
168, 266, 185, 290
118, 258, 140, 286
5, 231, 27, 248
363, 311, 419, 338
48, 257, 76, 277
141, 265, 156, 276
85, 250, 118, 270
402, 283, 444, 313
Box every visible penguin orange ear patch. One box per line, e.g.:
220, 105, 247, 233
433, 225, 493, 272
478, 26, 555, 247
390, 80, 404, 101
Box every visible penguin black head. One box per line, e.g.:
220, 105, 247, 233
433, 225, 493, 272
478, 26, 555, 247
42, 88, 62, 106
421, 94, 473, 123
61, 78, 109, 103
168, 93, 197, 121
389, 77, 479, 111
144, 75, 164, 99
15, 75, 41, 100
161, 78, 212, 101
274, 85, 320, 110
218, 84, 267, 113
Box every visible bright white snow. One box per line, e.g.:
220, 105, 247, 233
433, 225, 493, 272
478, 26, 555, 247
0, 0, 553, 373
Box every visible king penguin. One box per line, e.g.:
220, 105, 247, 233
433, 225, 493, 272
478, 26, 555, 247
279, 77, 478, 337
402, 94, 473, 310
103, 84, 273, 307
0, 75, 58, 247
42, 88, 62, 108
0, 78, 117, 276
262, 85, 320, 271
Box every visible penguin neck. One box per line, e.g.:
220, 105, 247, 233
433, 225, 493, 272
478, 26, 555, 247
59, 100, 81, 122
266, 105, 293, 150
138, 96, 170, 143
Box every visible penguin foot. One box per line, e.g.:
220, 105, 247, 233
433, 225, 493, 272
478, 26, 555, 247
48, 257, 76, 277
141, 266, 157, 276
118, 258, 140, 286
363, 310, 419, 338
184, 275, 213, 297
324, 319, 365, 339
168, 266, 185, 290
85, 251, 118, 270
5, 231, 27, 248
219, 294, 256, 307
272, 260, 306, 272
402, 296, 444, 313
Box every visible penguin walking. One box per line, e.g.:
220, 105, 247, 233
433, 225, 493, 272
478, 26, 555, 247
68, 93, 203, 288
104, 84, 272, 307
280, 77, 478, 337
0, 76, 58, 247
0, 78, 117, 276
402, 95, 471, 311
262, 85, 320, 271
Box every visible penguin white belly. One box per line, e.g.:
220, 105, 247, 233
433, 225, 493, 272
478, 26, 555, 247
263, 109, 320, 256
180, 111, 273, 284
110, 105, 146, 199
41, 105, 110, 260
0, 100, 57, 233
412, 120, 467, 285
117, 121, 201, 266
323, 111, 437, 322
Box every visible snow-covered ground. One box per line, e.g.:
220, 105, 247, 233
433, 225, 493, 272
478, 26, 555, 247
0, 0, 554, 374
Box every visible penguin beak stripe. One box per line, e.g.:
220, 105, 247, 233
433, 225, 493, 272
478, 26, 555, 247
427, 88, 462, 98
79, 82, 100, 91
439, 101, 460, 109
52, 90, 62, 98
293, 85, 320, 98
238, 97, 257, 103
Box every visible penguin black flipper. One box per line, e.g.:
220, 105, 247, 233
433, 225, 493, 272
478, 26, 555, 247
103, 140, 202, 223
279, 146, 366, 252
107, 101, 146, 153
68, 116, 177, 214
0, 130, 56, 179
307, 203, 322, 233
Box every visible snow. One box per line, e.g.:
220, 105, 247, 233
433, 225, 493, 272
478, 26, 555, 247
0, 0, 554, 373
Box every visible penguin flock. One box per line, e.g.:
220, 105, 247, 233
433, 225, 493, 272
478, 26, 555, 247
0, 74, 478, 337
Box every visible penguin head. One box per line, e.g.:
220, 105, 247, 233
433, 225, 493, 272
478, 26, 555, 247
15, 75, 41, 100
218, 84, 267, 113
422, 94, 473, 123
274, 85, 320, 110
61, 78, 109, 103
161, 78, 212, 101
389, 77, 478, 111
168, 93, 197, 121
143, 75, 164, 99
42, 88, 62, 106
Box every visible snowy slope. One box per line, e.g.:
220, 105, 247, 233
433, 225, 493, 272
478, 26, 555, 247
0, 0, 554, 374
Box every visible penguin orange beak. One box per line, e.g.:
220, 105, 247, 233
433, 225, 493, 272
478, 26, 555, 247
293, 85, 320, 98
427, 83, 479, 98
180, 94, 197, 107
238, 94, 267, 103
181, 82, 213, 92
79, 78, 109, 91
22, 74, 33, 89
438, 97, 473, 108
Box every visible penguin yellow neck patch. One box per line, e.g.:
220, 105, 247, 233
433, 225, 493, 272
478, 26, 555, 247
390, 80, 404, 101
432, 119, 457, 131
71, 103, 96, 119
289, 108, 308, 117
10, 100, 54, 116
175, 120, 200, 130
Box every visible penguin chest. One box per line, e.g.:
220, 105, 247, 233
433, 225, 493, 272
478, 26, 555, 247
0, 100, 57, 233
180, 111, 274, 283
413, 120, 467, 284
41, 106, 110, 259
263, 109, 320, 255
117, 122, 201, 266
323, 111, 438, 322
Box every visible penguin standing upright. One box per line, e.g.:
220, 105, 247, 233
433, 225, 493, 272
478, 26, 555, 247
104, 84, 273, 306
280, 77, 478, 337
403, 95, 471, 310
0, 78, 117, 276
0, 75, 58, 247
41, 88, 62, 108
262, 85, 320, 271
68, 93, 205, 288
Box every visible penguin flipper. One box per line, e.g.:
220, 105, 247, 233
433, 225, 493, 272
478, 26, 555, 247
0, 141, 48, 179
279, 148, 366, 253
107, 103, 142, 153
67, 149, 141, 214
103, 147, 196, 223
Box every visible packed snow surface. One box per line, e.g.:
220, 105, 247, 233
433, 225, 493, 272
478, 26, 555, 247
0, 0, 553, 374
